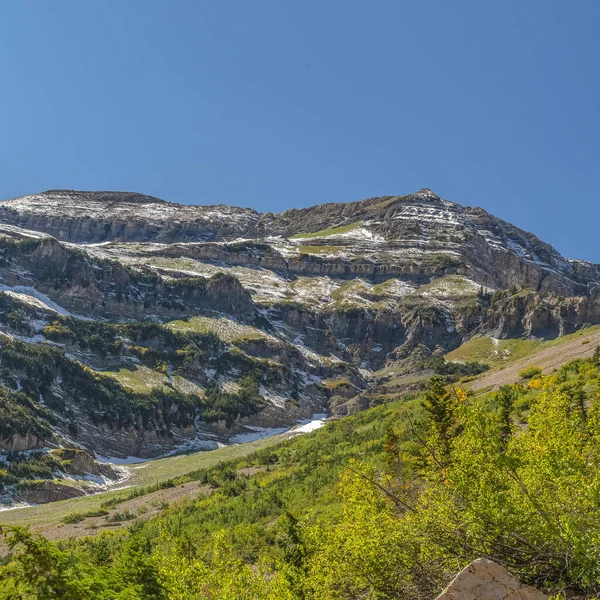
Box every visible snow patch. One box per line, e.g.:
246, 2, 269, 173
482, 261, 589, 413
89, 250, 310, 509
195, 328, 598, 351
0, 285, 73, 316
289, 413, 328, 434
96, 454, 148, 465
229, 425, 289, 444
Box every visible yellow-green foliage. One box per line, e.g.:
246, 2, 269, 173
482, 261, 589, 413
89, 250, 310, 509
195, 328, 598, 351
165, 316, 266, 343
445, 336, 541, 366
42, 321, 74, 342
321, 378, 352, 390
290, 221, 362, 239
449, 327, 600, 369
298, 245, 345, 255
372, 279, 397, 295
101, 365, 170, 392
412, 275, 480, 298
156, 531, 295, 600
329, 279, 374, 309
5, 361, 600, 598
305, 369, 600, 597
99, 365, 203, 397
519, 365, 543, 380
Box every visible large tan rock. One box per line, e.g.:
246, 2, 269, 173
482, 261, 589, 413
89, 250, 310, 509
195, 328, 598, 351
435, 559, 548, 600
17, 481, 87, 504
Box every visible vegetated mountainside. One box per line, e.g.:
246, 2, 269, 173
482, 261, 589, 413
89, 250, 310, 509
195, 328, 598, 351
0, 187, 600, 503
4, 355, 600, 598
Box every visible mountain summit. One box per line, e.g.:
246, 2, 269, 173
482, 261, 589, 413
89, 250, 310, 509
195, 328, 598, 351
1, 188, 597, 295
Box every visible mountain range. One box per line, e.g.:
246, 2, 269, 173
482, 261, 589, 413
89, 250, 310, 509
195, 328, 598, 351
0, 187, 598, 502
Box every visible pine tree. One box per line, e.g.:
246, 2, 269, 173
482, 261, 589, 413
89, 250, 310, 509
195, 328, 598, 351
496, 385, 517, 446
422, 376, 457, 463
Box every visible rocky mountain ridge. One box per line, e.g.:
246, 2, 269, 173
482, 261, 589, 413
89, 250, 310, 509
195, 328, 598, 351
2, 188, 597, 295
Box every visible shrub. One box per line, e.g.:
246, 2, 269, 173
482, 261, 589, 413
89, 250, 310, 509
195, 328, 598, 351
43, 322, 76, 343
62, 508, 109, 523
62, 513, 85, 524
519, 365, 543, 380
426, 356, 489, 380
108, 510, 136, 522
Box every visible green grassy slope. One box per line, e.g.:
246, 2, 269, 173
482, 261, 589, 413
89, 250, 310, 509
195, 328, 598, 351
0, 434, 285, 529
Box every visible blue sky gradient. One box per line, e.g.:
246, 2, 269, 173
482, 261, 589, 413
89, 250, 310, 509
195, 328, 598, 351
1, 1, 598, 260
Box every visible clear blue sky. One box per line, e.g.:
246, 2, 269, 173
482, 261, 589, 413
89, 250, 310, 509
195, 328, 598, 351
1, 1, 599, 260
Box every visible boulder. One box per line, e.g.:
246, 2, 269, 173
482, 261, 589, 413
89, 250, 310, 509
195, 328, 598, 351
435, 558, 548, 600
54, 448, 119, 480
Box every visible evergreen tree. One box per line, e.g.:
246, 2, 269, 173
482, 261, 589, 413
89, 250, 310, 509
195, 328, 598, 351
422, 376, 457, 463
496, 385, 517, 446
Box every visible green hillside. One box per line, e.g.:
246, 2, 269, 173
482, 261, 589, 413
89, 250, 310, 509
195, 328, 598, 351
4, 351, 600, 598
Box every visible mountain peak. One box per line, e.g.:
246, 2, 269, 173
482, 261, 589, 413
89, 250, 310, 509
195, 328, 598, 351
0, 184, 599, 482
413, 187, 439, 199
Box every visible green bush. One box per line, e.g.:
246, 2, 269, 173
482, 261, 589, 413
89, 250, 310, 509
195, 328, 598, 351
519, 365, 543, 379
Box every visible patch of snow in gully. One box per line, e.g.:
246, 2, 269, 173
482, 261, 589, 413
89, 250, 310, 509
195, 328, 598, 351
96, 455, 148, 465
290, 414, 328, 434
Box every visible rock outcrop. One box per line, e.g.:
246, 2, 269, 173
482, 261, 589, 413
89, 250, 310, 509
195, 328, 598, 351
53, 449, 119, 480
0, 190, 260, 244
0, 433, 46, 452
17, 481, 88, 504
436, 559, 548, 600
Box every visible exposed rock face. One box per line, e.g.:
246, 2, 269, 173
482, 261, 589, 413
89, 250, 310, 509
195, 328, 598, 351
1, 188, 598, 294
54, 449, 118, 480
477, 291, 600, 339
0, 190, 260, 244
17, 481, 88, 504
0, 433, 46, 451
0, 235, 256, 320
77, 422, 197, 460
436, 559, 548, 600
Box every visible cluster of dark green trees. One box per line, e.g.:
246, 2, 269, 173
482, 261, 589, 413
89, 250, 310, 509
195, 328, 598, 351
0, 309, 286, 441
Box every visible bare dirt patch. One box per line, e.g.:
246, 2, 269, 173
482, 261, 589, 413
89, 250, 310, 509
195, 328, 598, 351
33, 480, 212, 541
469, 329, 600, 393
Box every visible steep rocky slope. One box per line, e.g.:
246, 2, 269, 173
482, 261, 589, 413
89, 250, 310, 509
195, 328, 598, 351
0, 187, 599, 494
2, 188, 598, 294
